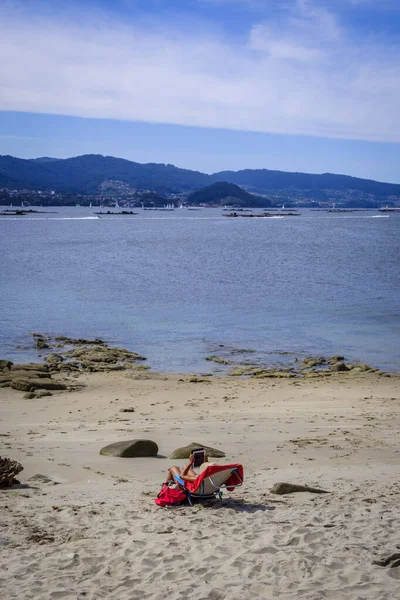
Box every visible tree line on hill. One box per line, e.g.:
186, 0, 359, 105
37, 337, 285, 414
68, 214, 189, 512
0, 154, 399, 207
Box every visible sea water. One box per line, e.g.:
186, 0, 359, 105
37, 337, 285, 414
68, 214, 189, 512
0, 207, 399, 372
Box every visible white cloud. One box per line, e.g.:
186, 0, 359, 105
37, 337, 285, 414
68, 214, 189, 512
0, 1, 399, 142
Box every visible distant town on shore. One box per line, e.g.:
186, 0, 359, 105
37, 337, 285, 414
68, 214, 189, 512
1, 154, 399, 209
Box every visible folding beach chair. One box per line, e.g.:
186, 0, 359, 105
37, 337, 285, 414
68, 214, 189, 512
173, 463, 244, 505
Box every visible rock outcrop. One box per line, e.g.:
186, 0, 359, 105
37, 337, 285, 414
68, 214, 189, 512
0, 361, 67, 393
45, 343, 146, 373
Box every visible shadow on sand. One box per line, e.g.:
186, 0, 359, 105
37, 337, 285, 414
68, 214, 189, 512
195, 497, 276, 513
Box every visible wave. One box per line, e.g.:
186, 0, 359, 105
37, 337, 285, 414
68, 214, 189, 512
0, 216, 100, 221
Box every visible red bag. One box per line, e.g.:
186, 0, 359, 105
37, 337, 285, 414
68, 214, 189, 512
155, 483, 187, 507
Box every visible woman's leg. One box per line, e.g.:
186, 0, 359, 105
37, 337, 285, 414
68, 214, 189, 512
166, 465, 182, 483
165, 465, 197, 484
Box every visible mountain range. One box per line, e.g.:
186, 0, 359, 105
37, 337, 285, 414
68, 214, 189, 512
1, 154, 400, 207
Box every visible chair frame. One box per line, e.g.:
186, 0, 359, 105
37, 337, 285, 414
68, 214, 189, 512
174, 467, 243, 506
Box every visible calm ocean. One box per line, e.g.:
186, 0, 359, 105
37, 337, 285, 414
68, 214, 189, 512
1, 207, 399, 372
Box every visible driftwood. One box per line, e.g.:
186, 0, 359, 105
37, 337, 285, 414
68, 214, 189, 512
0, 457, 24, 487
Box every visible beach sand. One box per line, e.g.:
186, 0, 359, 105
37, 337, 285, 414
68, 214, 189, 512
1, 370, 399, 599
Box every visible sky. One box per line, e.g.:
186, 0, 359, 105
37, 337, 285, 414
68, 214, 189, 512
1, 0, 399, 181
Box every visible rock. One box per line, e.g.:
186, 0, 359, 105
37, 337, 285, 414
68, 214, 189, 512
11, 378, 66, 391
23, 392, 36, 399
0, 360, 13, 370
270, 482, 329, 495
254, 370, 295, 378
57, 361, 81, 372
228, 366, 260, 376
9, 369, 50, 379
28, 474, 59, 485
0, 457, 24, 487
36, 340, 50, 349
330, 362, 349, 372
11, 379, 35, 391
81, 362, 125, 372
11, 363, 49, 372
372, 553, 400, 567
304, 371, 331, 378
31, 332, 50, 340
72, 337, 105, 345
169, 442, 226, 460
352, 363, 375, 372
100, 439, 158, 458
31, 378, 66, 390
329, 355, 345, 364
205, 356, 230, 365
84, 351, 115, 363
45, 354, 64, 366
54, 336, 105, 347
301, 356, 327, 368
188, 377, 210, 383
63, 345, 146, 371
34, 390, 53, 398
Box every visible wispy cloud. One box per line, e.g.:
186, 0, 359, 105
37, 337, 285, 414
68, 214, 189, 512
0, 1, 399, 142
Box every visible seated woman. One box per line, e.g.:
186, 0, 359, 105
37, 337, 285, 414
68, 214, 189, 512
165, 453, 209, 485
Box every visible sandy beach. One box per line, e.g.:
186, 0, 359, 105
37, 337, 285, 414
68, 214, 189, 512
1, 369, 400, 600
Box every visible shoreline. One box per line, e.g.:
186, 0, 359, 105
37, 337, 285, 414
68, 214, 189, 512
1, 368, 400, 598
2, 331, 398, 379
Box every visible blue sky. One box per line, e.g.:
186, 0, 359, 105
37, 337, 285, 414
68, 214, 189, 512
1, 0, 399, 181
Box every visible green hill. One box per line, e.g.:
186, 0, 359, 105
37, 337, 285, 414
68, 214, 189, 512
0, 154, 209, 194
187, 182, 266, 207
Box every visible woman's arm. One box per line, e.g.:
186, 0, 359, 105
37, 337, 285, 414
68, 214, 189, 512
180, 473, 197, 482
181, 454, 194, 475
180, 455, 197, 482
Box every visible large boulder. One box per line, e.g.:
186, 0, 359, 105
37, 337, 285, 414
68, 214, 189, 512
100, 439, 158, 458
270, 482, 329, 495
169, 442, 225, 460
